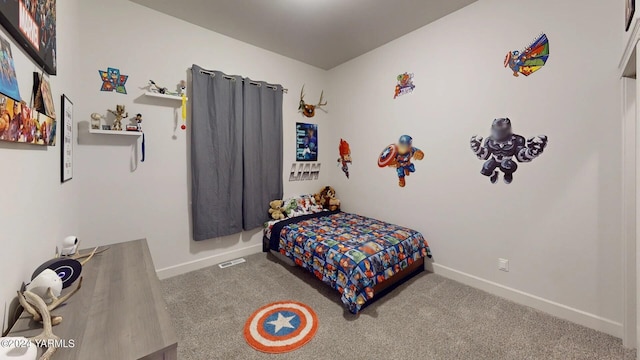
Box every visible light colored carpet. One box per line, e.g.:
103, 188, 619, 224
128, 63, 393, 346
161, 253, 636, 360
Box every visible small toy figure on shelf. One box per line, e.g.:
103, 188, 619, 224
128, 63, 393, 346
128, 113, 142, 131
149, 80, 168, 94
108, 105, 128, 131
179, 80, 186, 95
90, 113, 104, 129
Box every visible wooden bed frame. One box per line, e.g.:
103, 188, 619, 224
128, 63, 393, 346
269, 249, 425, 300
372, 256, 424, 295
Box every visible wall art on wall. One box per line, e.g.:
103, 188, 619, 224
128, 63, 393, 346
296, 122, 318, 161
0, 94, 56, 145
627, 0, 636, 31
470, 118, 548, 184
337, 138, 352, 178
298, 85, 327, 118
504, 33, 549, 77
394, 72, 415, 99
33, 72, 55, 118
61, 95, 73, 182
289, 163, 321, 181
99, 67, 128, 94
377, 135, 424, 187
0, 0, 56, 75
0, 36, 21, 101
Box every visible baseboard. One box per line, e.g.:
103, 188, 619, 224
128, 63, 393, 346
431, 263, 623, 338
156, 244, 263, 280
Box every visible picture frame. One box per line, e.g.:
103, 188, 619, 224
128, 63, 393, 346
627, 0, 635, 32
61, 95, 73, 182
0, 0, 57, 75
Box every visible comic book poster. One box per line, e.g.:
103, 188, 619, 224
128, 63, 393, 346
0, 36, 21, 101
0, 93, 56, 145
296, 122, 318, 161
0, 0, 57, 75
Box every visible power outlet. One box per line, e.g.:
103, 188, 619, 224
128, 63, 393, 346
498, 258, 509, 272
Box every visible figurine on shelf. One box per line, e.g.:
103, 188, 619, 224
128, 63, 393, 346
90, 113, 104, 129
149, 80, 168, 94
179, 80, 186, 96
127, 113, 142, 131
108, 105, 128, 131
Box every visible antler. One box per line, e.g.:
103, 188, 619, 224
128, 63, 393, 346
316, 91, 327, 108
23, 290, 60, 360
71, 246, 109, 263
17, 277, 83, 324
46, 277, 83, 311
79, 247, 98, 266
298, 85, 307, 111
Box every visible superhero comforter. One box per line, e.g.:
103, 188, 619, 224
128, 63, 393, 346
266, 211, 431, 313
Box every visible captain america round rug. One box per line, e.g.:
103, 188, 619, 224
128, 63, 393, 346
243, 300, 318, 353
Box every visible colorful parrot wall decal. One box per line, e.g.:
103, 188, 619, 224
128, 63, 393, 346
504, 33, 549, 77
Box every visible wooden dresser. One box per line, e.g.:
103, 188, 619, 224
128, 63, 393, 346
7, 239, 178, 360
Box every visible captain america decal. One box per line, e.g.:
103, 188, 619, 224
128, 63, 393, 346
377, 135, 424, 187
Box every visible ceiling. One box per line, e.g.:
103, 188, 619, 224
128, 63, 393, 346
130, 0, 477, 70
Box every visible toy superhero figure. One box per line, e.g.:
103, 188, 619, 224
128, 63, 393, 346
337, 139, 352, 178
470, 118, 548, 184
378, 135, 424, 187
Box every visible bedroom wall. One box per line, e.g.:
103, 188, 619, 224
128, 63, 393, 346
0, 0, 81, 332
327, 0, 625, 336
73, 0, 329, 278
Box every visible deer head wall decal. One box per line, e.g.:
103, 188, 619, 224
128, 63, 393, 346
298, 85, 327, 118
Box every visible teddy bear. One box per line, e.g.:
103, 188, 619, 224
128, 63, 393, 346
318, 186, 340, 211
268, 200, 286, 220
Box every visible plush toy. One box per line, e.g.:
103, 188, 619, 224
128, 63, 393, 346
318, 186, 340, 211
268, 200, 286, 220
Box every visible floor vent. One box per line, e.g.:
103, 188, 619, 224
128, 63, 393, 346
218, 258, 246, 269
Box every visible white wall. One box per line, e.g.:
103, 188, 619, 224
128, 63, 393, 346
74, 0, 329, 279
0, 0, 81, 332
328, 0, 624, 335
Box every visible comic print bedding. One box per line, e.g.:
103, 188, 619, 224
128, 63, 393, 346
266, 211, 431, 313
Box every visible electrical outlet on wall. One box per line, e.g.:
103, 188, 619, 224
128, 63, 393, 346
498, 258, 509, 272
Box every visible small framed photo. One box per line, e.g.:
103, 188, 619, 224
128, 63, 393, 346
61, 95, 73, 182
102, 125, 111, 130
626, 0, 635, 32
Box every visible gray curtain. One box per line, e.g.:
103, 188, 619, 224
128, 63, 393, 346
243, 78, 284, 230
190, 65, 283, 241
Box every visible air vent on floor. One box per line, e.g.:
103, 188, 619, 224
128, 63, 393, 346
218, 258, 246, 269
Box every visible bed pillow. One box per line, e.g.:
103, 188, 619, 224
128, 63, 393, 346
282, 194, 324, 218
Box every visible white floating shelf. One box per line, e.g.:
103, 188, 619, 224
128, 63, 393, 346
144, 91, 187, 101
89, 128, 142, 136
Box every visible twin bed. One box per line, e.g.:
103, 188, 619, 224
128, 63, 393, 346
263, 195, 431, 313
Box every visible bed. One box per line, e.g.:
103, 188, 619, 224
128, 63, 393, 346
263, 197, 431, 313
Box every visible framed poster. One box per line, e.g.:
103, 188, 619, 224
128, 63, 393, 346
61, 95, 72, 182
0, 0, 57, 74
296, 122, 318, 162
627, 0, 636, 31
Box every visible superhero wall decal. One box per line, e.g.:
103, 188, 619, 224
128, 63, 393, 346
337, 139, 352, 178
504, 33, 549, 77
378, 135, 424, 187
470, 118, 548, 184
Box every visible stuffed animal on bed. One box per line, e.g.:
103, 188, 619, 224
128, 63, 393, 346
318, 186, 340, 211
268, 200, 286, 220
